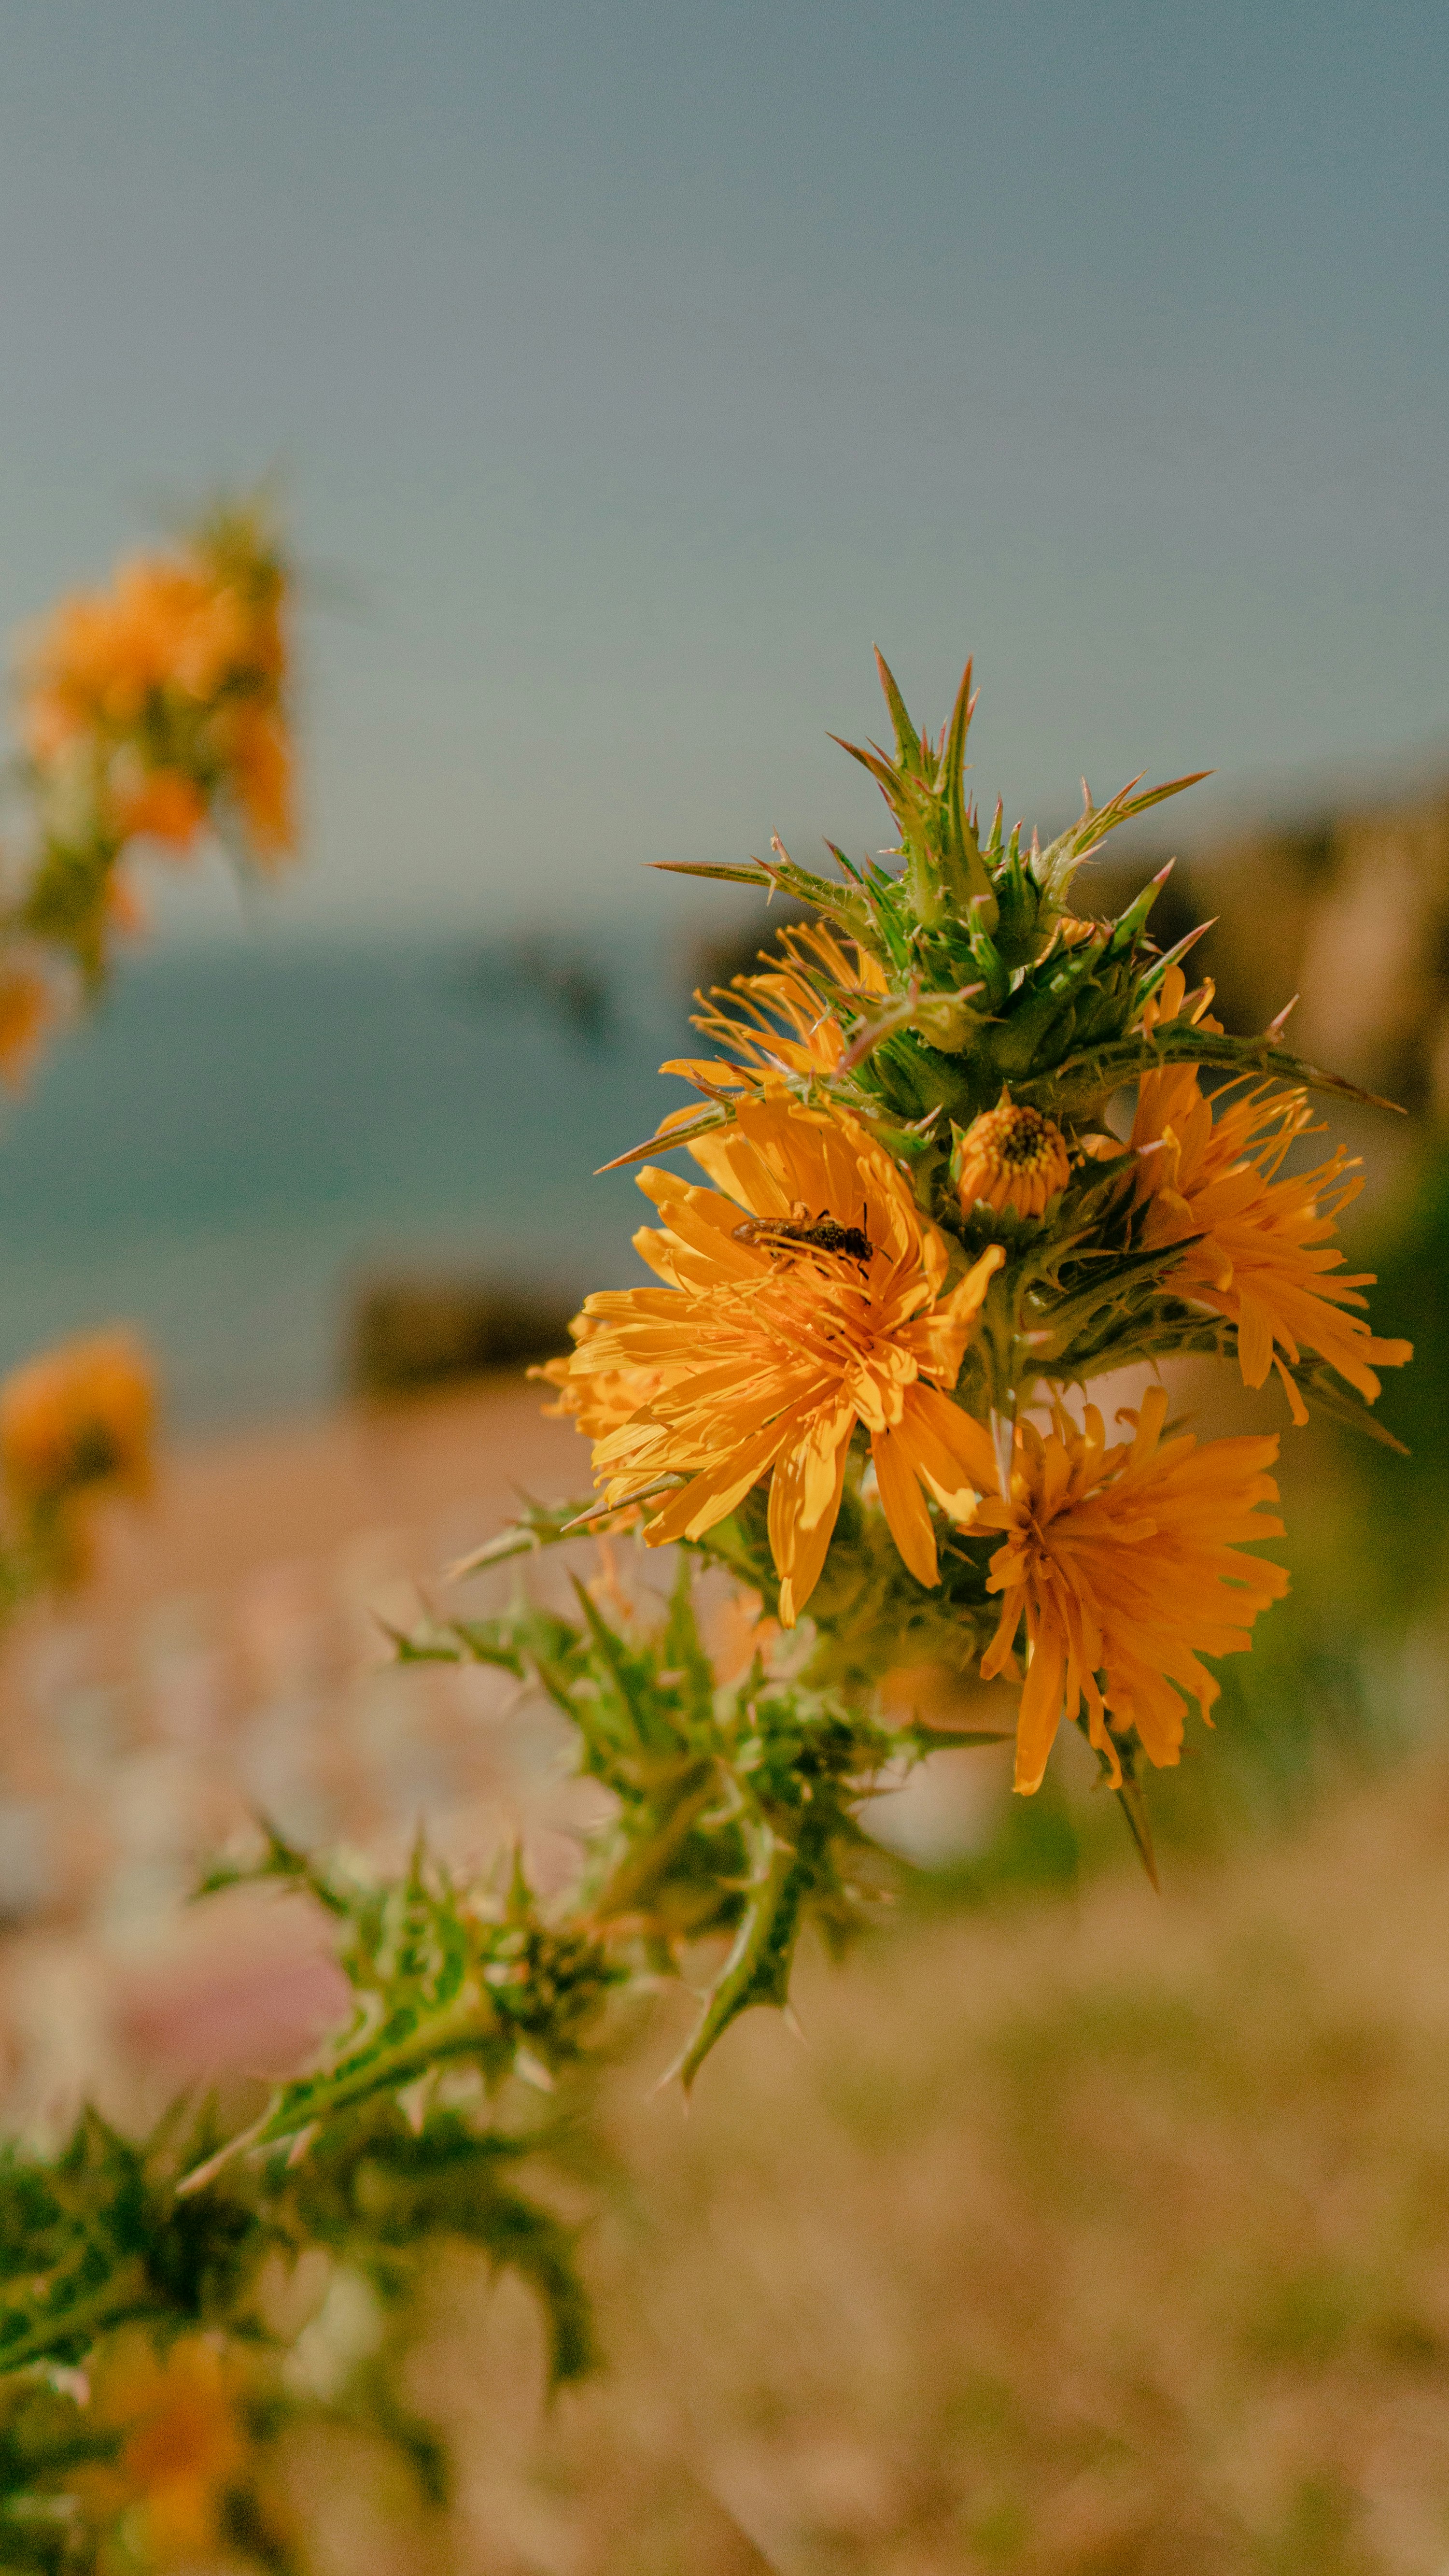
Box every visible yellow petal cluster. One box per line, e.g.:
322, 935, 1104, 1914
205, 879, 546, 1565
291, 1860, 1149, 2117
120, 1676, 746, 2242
662, 919, 889, 1101
977, 1387, 1288, 1795
0, 1329, 155, 1579
76, 2329, 249, 2565
1131, 968, 1411, 1421
571, 1093, 1003, 1623
18, 506, 295, 864
0, 953, 55, 1091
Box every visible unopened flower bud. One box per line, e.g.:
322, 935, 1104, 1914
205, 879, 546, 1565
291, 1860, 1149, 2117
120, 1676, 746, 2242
953, 1099, 1071, 1219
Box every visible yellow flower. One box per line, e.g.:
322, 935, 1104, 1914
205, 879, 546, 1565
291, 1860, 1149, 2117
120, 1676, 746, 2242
20, 559, 240, 754
77, 2329, 248, 2566
108, 762, 209, 852
534, 1311, 668, 1441
0, 1329, 155, 1578
17, 509, 296, 868
574, 1093, 1003, 1623
1131, 967, 1411, 1422
0, 954, 55, 1090
662, 919, 890, 1100
976, 1387, 1288, 1795
954, 1096, 1072, 1219
218, 701, 295, 862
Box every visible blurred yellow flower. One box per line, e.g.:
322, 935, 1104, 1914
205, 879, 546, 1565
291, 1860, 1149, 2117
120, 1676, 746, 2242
108, 763, 209, 853
977, 1387, 1288, 1794
575, 1093, 1003, 1622
22, 560, 238, 755
0, 954, 55, 1090
17, 504, 296, 870
0, 1329, 155, 1578
1132, 967, 1411, 1422
78, 2329, 247, 2567
953, 1097, 1071, 1219
220, 701, 294, 861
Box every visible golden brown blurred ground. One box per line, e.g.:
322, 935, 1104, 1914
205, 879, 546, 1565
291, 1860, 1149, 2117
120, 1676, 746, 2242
2, 1379, 1446, 2572
349, 1743, 1449, 2576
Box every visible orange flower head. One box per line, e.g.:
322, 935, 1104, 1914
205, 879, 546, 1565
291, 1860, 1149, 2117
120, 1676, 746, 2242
0, 1330, 155, 1568
108, 763, 208, 852
219, 702, 295, 860
574, 1093, 1004, 1623
105, 864, 150, 936
0, 957, 55, 1090
976, 1386, 1288, 1794
20, 559, 232, 754
661, 920, 890, 1102
1131, 966, 1412, 1422
16, 505, 297, 871
954, 1098, 1072, 1219
78, 2329, 248, 2564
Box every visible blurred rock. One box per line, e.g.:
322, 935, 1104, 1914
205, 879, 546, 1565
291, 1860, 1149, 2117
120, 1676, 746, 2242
683, 783, 1449, 1123
684, 896, 817, 1002
1088, 782, 1449, 1116
347, 1276, 576, 1397
460, 933, 616, 1047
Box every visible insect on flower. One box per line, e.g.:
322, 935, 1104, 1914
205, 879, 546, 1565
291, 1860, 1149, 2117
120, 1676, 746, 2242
731, 1200, 875, 1267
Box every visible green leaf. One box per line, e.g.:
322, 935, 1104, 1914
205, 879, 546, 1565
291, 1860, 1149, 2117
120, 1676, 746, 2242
180, 1853, 613, 2192
899, 1725, 1013, 1754
670, 1827, 802, 2090
290, 2106, 599, 2387
662, 1556, 717, 1735
0, 2107, 274, 2378
1013, 1021, 1404, 1117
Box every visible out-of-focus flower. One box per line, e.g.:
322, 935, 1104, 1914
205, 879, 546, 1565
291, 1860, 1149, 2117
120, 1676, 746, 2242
0, 953, 56, 1090
107, 762, 209, 852
218, 701, 294, 860
976, 1387, 1288, 1794
0, 1328, 155, 1580
953, 1096, 1072, 1219
1131, 966, 1412, 1422
17, 503, 296, 875
1, 503, 296, 1082
21, 560, 241, 756
575, 1093, 1003, 1622
105, 865, 149, 936
77, 2329, 248, 2567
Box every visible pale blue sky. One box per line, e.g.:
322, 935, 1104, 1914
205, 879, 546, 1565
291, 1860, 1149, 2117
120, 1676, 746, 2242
0, 0, 1445, 933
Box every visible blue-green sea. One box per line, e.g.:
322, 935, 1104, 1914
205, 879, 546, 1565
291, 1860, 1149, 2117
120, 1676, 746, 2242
0, 928, 703, 1427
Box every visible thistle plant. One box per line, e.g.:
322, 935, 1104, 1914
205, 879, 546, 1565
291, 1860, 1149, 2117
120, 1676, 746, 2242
537, 652, 1409, 1803
0, 647, 1415, 2570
